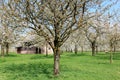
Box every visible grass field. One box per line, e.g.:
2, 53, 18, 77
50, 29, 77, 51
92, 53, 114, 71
0, 52, 120, 80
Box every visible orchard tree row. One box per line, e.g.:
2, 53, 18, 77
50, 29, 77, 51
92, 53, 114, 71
0, 0, 120, 76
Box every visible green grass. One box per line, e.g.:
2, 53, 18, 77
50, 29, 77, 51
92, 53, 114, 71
0, 52, 120, 80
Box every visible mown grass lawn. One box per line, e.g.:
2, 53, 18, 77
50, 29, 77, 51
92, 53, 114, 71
0, 52, 120, 80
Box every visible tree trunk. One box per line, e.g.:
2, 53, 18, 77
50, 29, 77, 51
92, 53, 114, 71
53, 47, 60, 76
110, 48, 113, 64
113, 45, 116, 54
46, 43, 48, 56
65, 47, 68, 52
6, 43, 9, 55
110, 52, 112, 64
66, 48, 67, 52
74, 44, 78, 54
70, 49, 73, 53
68, 48, 71, 52
110, 45, 113, 64
99, 46, 102, 52
53, 35, 61, 76
1, 45, 5, 57
96, 45, 98, 54
81, 46, 83, 53
91, 42, 96, 56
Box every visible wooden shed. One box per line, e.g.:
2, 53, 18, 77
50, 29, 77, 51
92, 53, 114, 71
16, 41, 53, 54
16, 47, 41, 54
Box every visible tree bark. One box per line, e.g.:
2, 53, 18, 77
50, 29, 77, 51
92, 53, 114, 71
110, 48, 113, 64
53, 33, 61, 76
96, 45, 98, 54
1, 45, 5, 57
110, 52, 112, 64
70, 48, 73, 53
46, 43, 48, 56
91, 42, 96, 56
6, 43, 9, 55
113, 45, 116, 54
66, 48, 68, 52
53, 47, 60, 76
81, 46, 83, 53
110, 44, 113, 64
74, 44, 78, 54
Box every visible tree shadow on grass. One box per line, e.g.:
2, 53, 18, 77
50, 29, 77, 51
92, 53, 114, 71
96, 53, 120, 60
95, 55, 109, 60
113, 53, 120, 60
4, 54, 18, 57
67, 53, 89, 57
0, 54, 18, 63
95, 52, 112, 59
2, 62, 53, 79
30, 55, 53, 60
0, 54, 18, 58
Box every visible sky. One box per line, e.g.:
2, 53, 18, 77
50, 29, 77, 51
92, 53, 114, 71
109, 0, 120, 12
